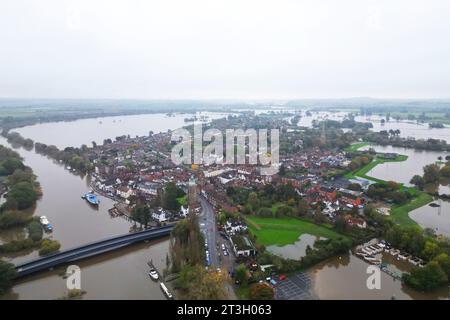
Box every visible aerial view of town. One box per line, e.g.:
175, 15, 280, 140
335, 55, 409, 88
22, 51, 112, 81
1, 0, 450, 306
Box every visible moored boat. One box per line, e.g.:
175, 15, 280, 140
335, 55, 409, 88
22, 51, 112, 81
160, 282, 173, 299
82, 192, 100, 206
148, 268, 159, 281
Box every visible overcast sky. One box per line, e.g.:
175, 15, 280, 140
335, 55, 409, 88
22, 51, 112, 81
1, 0, 450, 100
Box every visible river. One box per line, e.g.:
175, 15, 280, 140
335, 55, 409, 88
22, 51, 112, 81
14, 112, 229, 149
2, 111, 449, 299
354, 115, 450, 143
309, 252, 449, 300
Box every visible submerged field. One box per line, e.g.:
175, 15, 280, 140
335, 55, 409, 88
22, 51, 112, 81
245, 216, 346, 246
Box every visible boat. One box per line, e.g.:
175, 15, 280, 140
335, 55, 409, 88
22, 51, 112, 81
429, 203, 440, 207
160, 282, 173, 299
82, 192, 100, 206
39, 216, 53, 232
148, 268, 159, 281
39, 216, 49, 226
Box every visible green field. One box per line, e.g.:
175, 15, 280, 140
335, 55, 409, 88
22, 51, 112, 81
344, 154, 408, 184
245, 216, 346, 246
344, 142, 370, 152
389, 192, 433, 227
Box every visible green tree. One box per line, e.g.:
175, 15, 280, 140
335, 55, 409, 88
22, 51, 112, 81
403, 261, 448, 291
247, 192, 260, 211
131, 205, 150, 227
423, 164, 440, 183
234, 264, 249, 286
27, 221, 43, 242
162, 182, 182, 211
0, 260, 17, 295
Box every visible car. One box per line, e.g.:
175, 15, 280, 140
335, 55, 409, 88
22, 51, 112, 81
216, 268, 221, 273
221, 244, 226, 250
223, 249, 228, 256
279, 274, 286, 281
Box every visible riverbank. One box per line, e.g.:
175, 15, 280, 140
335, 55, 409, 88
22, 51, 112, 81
344, 144, 432, 227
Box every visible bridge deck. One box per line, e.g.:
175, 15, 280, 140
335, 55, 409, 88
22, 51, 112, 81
15, 225, 174, 278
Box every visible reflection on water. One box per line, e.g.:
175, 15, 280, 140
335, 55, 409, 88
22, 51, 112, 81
0, 136, 133, 265
354, 115, 450, 144
267, 234, 325, 260
0, 134, 169, 299
360, 145, 446, 186
410, 199, 450, 237
1, 240, 169, 300
15, 112, 229, 149
310, 253, 448, 300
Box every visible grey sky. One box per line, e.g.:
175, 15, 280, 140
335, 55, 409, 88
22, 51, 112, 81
1, 0, 450, 99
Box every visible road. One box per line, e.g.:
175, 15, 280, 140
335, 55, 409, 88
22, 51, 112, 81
198, 195, 219, 267
198, 195, 237, 299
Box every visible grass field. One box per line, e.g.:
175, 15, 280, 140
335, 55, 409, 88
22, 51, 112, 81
343, 146, 432, 228
344, 154, 409, 184
245, 216, 346, 246
344, 142, 370, 152
389, 192, 433, 227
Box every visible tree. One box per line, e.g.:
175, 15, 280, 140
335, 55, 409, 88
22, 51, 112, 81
434, 253, 450, 278
313, 206, 325, 224
440, 165, 450, 178
5, 181, 38, 210
403, 261, 447, 291
249, 282, 274, 300
27, 221, 43, 242
0, 260, 17, 295
131, 205, 150, 227
162, 182, 182, 211
247, 192, 260, 211
423, 164, 440, 184
234, 264, 249, 286
421, 240, 440, 261
297, 199, 309, 217
410, 175, 425, 189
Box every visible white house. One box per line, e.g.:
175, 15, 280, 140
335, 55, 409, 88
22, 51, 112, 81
152, 209, 168, 222
116, 186, 133, 199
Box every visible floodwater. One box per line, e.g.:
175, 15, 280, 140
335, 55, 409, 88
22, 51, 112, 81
309, 252, 448, 300
1, 240, 169, 300
15, 112, 229, 149
0, 135, 169, 299
267, 234, 325, 260
354, 115, 450, 143
409, 199, 450, 237
2, 112, 450, 299
359, 145, 446, 186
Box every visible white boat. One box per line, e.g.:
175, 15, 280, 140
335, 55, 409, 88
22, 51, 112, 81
39, 216, 49, 226
160, 282, 173, 299
148, 269, 159, 281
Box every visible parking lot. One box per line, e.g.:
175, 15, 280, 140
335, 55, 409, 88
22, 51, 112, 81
274, 273, 315, 300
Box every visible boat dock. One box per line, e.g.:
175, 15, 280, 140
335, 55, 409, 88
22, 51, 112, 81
146, 259, 174, 300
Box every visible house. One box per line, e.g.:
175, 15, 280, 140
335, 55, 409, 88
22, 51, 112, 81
136, 182, 160, 196
339, 188, 362, 207
224, 220, 248, 235
180, 205, 189, 217
230, 235, 256, 257
346, 217, 367, 229
318, 186, 337, 202
152, 209, 168, 223
116, 186, 134, 199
